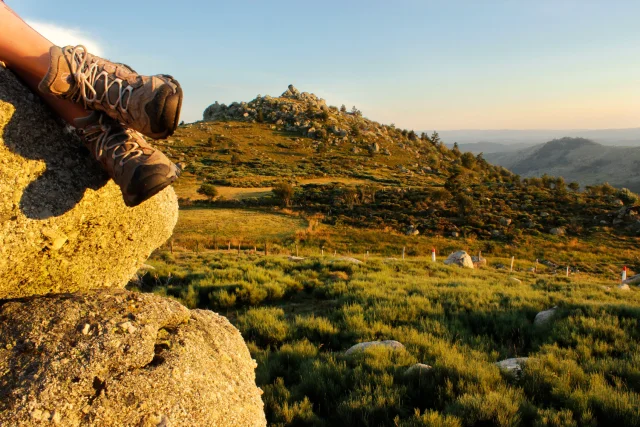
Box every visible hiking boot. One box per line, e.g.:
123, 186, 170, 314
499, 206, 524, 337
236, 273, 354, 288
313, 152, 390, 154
76, 112, 180, 207
39, 45, 183, 139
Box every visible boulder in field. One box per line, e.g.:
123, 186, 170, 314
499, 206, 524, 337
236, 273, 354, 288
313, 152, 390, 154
471, 255, 487, 268
549, 227, 566, 236
534, 306, 558, 326
495, 357, 529, 377
444, 251, 474, 269
405, 363, 432, 375
623, 274, 640, 286
0, 65, 178, 299
0, 289, 266, 427
345, 340, 405, 356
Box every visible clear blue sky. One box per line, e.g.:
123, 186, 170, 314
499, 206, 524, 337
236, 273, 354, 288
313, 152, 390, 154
9, 0, 640, 130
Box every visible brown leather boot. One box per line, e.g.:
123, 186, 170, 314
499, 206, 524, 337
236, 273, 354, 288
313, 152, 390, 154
39, 45, 183, 140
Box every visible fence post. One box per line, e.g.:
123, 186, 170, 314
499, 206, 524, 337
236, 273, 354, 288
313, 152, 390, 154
228, 241, 231, 251
321, 246, 324, 257
510, 256, 515, 272
432, 247, 436, 262
622, 266, 627, 283
402, 246, 406, 260
296, 244, 299, 257
566, 266, 569, 277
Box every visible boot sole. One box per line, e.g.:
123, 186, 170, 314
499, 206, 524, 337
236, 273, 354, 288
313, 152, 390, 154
144, 75, 183, 139
123, 172, 178, 207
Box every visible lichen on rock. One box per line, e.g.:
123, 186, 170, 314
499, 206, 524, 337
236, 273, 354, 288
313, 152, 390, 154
0, 289, 266, 427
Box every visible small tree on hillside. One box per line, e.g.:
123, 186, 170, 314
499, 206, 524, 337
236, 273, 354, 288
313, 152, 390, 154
272, 182, 295, 207
197, 184, 218, 202
568, 182, 580, 192
430, 131, 441, 146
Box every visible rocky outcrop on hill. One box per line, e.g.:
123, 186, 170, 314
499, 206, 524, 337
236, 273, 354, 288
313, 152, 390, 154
0, 65, 178, 299
0, 290, 266, 427
203, 84, 417, 155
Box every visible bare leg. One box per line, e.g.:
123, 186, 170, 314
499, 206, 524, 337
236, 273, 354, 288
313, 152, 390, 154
0, 2, 89, 124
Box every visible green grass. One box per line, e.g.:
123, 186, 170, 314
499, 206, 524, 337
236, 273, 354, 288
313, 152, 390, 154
131, 249, 640, 427
173, 208, 308, 246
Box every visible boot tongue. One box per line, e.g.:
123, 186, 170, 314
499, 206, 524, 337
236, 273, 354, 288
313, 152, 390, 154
50, 55, 74, 95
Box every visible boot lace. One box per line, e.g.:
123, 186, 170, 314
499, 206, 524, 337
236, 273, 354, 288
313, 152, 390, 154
81, 114, 145, 168
69, 45, 134, 113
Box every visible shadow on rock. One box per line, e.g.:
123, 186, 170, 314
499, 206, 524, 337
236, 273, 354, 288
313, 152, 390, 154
0, 65, 107, 219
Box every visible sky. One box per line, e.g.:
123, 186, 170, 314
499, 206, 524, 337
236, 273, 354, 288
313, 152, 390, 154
8, 0, 640, 130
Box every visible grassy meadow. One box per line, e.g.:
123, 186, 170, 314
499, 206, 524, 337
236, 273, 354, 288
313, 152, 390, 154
134, 204, 640, 427
138, 109, 640, 425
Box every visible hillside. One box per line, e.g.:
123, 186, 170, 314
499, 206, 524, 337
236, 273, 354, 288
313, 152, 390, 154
485, 137, 640, 192
152, 86, 640, 243
135, 85, 640, 427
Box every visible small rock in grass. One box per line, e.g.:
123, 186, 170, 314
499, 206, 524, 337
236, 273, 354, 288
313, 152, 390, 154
345, 340, 405, 356
444, 251, 474, 269
405, 363, 432, 375
534, 306, 558, 326
495, 357, 529, 376
509, 277, 522, 285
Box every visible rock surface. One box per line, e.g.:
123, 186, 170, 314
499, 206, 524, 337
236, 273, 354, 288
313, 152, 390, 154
0, 289, 266, 427
534, 306, 558, 326
345, 340, 405, 355
405, 363, 432, 375
495, 357, 529, 376
0, 65, 178, 299
444, 251, 474, 269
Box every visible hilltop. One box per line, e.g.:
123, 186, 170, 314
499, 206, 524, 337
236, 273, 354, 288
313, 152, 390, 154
485, 137, 640, 192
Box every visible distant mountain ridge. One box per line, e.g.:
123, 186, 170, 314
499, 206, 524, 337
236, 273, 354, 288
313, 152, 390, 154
436, 128, 640, 149
484, 137, 640, 192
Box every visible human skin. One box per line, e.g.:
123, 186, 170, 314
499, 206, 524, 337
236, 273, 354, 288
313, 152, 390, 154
0, 1, 89, 124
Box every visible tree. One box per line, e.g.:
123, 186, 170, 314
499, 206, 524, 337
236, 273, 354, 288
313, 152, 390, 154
430, 131, 441, 146
568, 182, 580, 192
197, 183, 218, 201
272, 182, 295, 207
340, 104, 347, 113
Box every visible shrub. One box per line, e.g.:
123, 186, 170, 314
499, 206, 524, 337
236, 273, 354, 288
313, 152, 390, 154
272, 182, 295, 207
237, 307, 289, 346
197, 183, 218, 201
617, 188, 639, 206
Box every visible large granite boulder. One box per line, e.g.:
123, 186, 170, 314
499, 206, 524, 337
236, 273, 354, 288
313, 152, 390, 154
0, 65, 178, 299
0, 289, 266, 426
